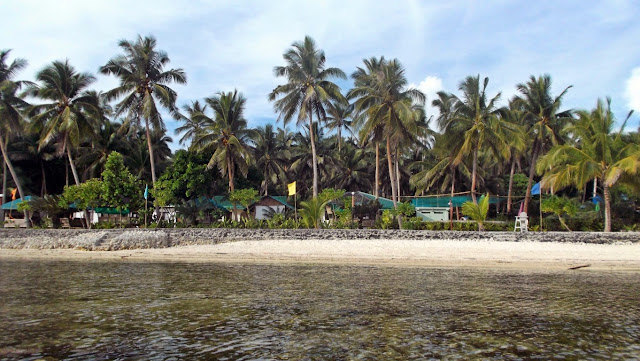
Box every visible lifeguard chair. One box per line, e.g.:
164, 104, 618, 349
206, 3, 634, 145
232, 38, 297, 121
514, 212, 528, 232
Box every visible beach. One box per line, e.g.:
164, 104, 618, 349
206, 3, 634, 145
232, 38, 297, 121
2, 236, 639, 271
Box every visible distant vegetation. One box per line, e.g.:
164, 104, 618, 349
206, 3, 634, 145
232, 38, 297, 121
1, 35, 639, 231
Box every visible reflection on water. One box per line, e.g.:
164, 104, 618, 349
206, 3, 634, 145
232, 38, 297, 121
1, 260, 639, 360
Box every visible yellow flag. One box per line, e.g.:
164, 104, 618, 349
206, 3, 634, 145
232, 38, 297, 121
287, 181, 296, 196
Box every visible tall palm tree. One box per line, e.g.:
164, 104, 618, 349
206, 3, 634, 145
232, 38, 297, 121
501, 100, 527, 214
442, 75, 507, 203
192, 90, 253, 192
349, 58, 425, 209
350, 56, 387, 199
329, 142, 371, 191
253, 124, 288, 195
537, 98, 639, 232
326, 99, 353, 152
27, 60, 102, 186
268, 35, 346, 198
0, 50, 30, 226
514, 74, 572, 213
100, 34, 186, 186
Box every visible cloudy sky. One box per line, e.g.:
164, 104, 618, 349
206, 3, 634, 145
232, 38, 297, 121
3, 0, 639, 149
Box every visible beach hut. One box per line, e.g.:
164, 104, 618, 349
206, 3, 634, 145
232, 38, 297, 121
252, 195, 294, 220
1, 196, 33, 228
211, 196, 246, 221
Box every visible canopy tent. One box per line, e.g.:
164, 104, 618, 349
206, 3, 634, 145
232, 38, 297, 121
410, 194, 502, 208
1, 196, 33, 210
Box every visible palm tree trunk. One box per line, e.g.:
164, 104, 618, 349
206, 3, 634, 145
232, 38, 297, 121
66, 143, 81, 186
338, 126, 342, 152
386, 136, 397, 209
395, 148, 401, 200
523, 141, 540, 214
227, 156, 234, 192
0, 135, 30, 227
471, 146, 478, 204
506, 158, 516, 214
309, 113, 318, 198
374, 142, 379, 200
263, 166, 269, 196
0, 154, 6, 226
145, 118, 157, 185
41, 163, 47, 197
603, 182, 611, 232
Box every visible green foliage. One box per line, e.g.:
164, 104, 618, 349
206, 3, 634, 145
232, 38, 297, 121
461, 193, 490, 231
541, 195, 578, 231
380, 210, 396, 229
228, 188, 260, 219
155, 150, 214, 205
102, 152, 142, 213
508, 173, 529, 197
319, 188, 346, 203
22, 195, 64, 219
59, 178, 104, 211
299, 197, 330, 229
403, 216, 425, 230
396, 202, 416, 217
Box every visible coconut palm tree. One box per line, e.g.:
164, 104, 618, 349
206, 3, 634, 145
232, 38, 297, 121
192, 90, 253, 192
27, 60, 102, 186
0, 50, 31, 226
514, 74, 572, 213
253, 124, 288, 196
442, 75, 507, 204
326, 99, 353, 152
99, 34, 186, 186
176, 100, 207, 147
268, 35, 346, 198
329, 142, 371, 191
349, 58, 425, 209
537, 98, 639, 232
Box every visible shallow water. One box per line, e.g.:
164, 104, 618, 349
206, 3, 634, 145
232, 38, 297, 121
0, 260, 639, 360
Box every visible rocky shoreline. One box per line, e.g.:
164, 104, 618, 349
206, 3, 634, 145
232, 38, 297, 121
0, 228, 638, 251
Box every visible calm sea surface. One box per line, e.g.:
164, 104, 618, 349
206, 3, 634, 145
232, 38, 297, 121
0, 259, 639, 360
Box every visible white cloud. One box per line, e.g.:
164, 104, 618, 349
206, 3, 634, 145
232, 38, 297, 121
625, 67, 640, 111
409, 76, 443, 121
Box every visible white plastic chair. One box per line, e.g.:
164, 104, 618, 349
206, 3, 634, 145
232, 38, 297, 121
514, 212, 528, 232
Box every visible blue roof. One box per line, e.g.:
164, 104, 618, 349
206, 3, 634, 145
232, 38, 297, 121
2, 196, 34, 210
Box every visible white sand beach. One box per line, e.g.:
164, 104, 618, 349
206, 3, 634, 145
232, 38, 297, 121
1, 238, 639, 271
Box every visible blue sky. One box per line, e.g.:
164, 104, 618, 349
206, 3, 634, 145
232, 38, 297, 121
3, 0, 640, 150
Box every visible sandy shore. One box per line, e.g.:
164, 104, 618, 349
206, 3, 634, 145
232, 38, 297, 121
1, 238, 639, 271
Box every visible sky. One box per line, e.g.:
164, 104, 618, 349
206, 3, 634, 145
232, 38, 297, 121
3, 0, 640, 150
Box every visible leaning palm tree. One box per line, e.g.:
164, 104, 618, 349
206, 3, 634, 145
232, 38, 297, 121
0, 50, 31, 226
514, 74, 572, 213
192, 90, 253, 192
27, 60, 102, 186
268, 35, 346, 198
99, 34, 186, 186
537, 98, 639, 232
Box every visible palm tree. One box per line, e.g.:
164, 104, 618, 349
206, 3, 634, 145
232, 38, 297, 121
176, 100, 207, 147
501, 100, 527, 214
192, 90, 253, 192
253, 124, 288, 195
462, 193, 490, 231
27, 60, 102, 186
268, 35, 346, 198
537, 98, 639, 232
442, 75, 507, 204
329, 142, 371, 191
0, 50, 31, 226
326, 99, 353, 152
350, 57, 387, 199
514, 74, 572, 213
349, 58, 425, 209
100, 34, 186, 186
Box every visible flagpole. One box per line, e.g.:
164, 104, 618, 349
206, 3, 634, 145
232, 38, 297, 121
294, 194, 297, 221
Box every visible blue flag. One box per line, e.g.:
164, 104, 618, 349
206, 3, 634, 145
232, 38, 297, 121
531, 182, 541, 196
144, 184, 148, 200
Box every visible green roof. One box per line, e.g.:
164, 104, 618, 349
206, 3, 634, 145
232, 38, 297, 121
269, 196, 294, 209
2, 196, 33, 210
357, 192, 395, 210
410, 195, 501, 208
211, 196, 245, 211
